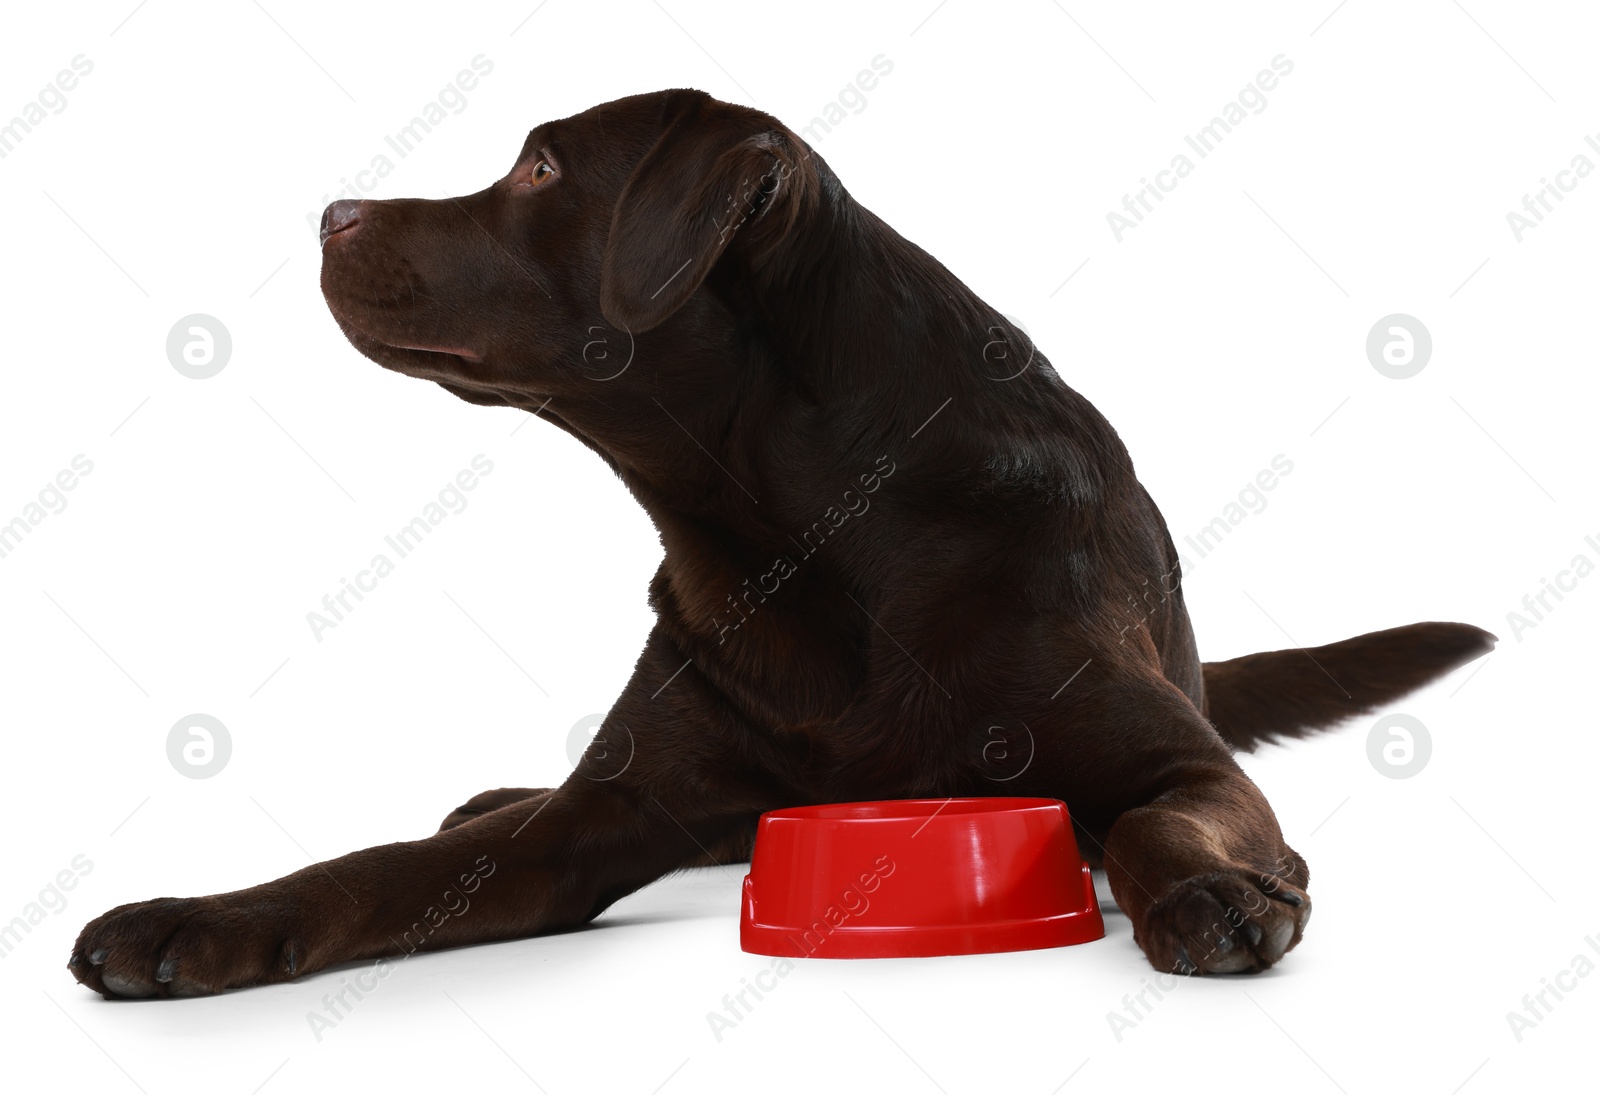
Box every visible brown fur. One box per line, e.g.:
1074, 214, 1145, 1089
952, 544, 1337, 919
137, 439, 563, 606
69, 89, 1493, 998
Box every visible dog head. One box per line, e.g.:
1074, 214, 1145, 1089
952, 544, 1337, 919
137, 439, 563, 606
318, 89, 820, 415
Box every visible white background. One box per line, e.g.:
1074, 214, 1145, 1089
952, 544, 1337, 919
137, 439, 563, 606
1, 1, 1595, 1092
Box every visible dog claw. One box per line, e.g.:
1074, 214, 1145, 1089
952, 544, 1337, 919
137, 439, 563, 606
1275, 889, 1304, 906
155, 958, 177, 983
283, 942, 299, 976
88, 948, 108, 965
1174, 946, 1197, 975
100, 971, 157, 998
1243, 920, 1263, 946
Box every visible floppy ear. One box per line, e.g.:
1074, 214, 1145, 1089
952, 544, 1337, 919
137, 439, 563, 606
601, 106, 813, 333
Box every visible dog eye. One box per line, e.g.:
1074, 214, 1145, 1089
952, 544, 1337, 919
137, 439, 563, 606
530, 160, 554, 185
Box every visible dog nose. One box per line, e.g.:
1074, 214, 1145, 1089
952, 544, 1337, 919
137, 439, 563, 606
320, 199, 363, 243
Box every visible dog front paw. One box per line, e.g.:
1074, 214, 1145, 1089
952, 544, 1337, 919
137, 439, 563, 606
69, 895, 308, 999
1135, 868, 1311, 975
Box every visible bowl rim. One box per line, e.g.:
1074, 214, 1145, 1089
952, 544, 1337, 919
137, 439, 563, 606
757, 796, 1066, 823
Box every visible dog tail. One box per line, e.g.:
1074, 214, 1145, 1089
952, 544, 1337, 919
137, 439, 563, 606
1201, 622, 1496, 752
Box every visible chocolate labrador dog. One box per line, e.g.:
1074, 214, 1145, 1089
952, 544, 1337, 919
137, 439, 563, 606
71, 88, 1492, 997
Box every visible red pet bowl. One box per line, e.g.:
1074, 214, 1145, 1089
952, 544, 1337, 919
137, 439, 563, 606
740, 797, 1104, 958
